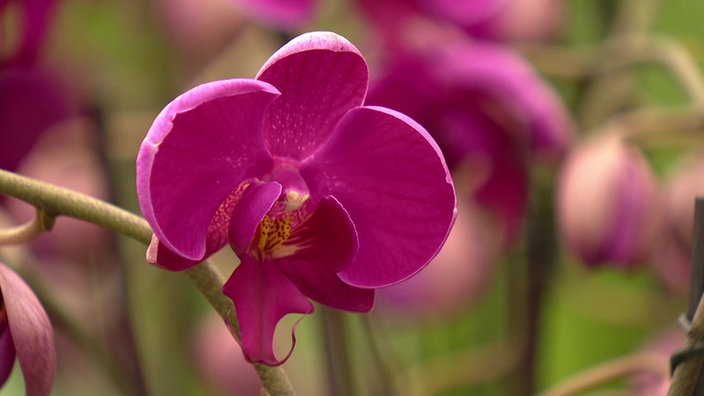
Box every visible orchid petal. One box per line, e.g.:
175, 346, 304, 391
223, 257, 314, 365
137, 79, 279, 260
228, 181, 281, 254
0, 263, 54, 396
275, 196, 373, 311
256, 32, 368, 160
302, 106, 456, 288
0, 327, 16, 387
147, 182, 254, 270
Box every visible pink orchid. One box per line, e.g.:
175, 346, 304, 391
0, 262, 55, 396
137, 31, 456, 365
368, 40, 572, 242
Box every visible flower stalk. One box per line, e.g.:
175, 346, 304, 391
0, 168, 295, 396
539, 352, 668, 396
0, 208, 55, 244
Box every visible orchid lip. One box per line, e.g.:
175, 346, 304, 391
250, 192, 316, 260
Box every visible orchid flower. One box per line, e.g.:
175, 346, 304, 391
137, 31, 457, 365
368, 39, 572, 243
556, 135, 662, 268
0, 262, 55, 396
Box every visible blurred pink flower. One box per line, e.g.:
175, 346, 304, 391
0, 69, 71, 172
0, 261, 55, 396
1, 0, 60, 68
368, 39, 572, 243
355, 0, 565, 47
156, 0, 244, 67
0, 0, 73, 173
557, 135, 662, 268
651, 152, 704, 293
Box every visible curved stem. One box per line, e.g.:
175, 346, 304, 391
539, 352, 669, 396
0, 169, 295, 396
0, 208, 55, 244
0, 169, 151, 244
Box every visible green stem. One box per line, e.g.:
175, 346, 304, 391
321, 307, 356, 396
0, 169, 295, 396
539, 352, 668, 396
0, 208, 54, 244
0, 169, 151, 244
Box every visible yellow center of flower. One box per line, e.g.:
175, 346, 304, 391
253, 191, 314, 258
256, 215, 292, 253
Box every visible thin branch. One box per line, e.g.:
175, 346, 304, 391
0, 169, 151, 244
539, 352, 669, 396
0, 208, 55, 244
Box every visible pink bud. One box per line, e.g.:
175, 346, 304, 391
556, 135, 662, 268
651, 152, 704, 293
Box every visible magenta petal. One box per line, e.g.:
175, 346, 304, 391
0, 263, 54, 396
148, 184, 254, 271
0, 70, 70, 172
223, 257, 314, 365
137, 79, 279, 260
0, 328, 16, 387
275, 196, 373, 312
148, 237, 201, 271
256, 32, 368, 160
302, 106, 456, 288
228, 181, 281, 254
278, 263, 374, 312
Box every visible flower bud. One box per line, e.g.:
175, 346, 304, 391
556, 135, 662, 268
652, 151, 704, 293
